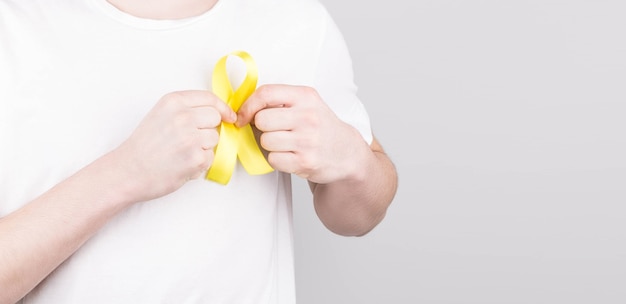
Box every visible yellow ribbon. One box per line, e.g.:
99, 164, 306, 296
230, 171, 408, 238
205, 51, 274, 185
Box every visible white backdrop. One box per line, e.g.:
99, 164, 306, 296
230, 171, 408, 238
294, 1, 626, 303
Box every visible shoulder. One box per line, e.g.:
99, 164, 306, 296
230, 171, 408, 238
235, 0, 336, 80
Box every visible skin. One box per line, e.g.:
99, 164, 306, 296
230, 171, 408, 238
237, 85, 397, 235
0, 1, 398, 303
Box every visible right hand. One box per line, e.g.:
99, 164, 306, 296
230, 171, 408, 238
112, 90, 235, 203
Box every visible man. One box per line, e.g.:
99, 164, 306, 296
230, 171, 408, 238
0, 0, 398, 302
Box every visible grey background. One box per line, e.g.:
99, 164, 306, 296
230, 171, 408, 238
294, 1, 626, 303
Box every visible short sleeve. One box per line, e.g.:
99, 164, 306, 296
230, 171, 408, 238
313, 10, 373, 144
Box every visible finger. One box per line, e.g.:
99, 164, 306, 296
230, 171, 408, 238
197, 129, 219, 150
260, 131, 297, 152
191, 107, 222, 129
168, 90, 236, 123
266, 151, 299, 174
198, 101, 236, 124
237, 85, 313, 127
253, 108, 296, 132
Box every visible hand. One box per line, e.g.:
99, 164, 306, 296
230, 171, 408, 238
114, 90, 235, 202
237, 85, 369, 184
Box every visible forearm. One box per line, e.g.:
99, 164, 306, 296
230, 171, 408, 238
311, 138, 398, 236
0, 150, 136, 303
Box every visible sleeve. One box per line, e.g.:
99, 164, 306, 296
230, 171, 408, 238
313, 10, 373, 145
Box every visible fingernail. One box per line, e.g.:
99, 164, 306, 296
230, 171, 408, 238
235, 115, 243, 127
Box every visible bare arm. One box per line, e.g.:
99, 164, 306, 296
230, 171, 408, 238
309, 137, 397, 236
0, 150, 139, 303
0, 91, 234, 303
237, 85, 398, 237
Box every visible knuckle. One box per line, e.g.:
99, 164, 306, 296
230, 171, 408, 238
301, 112, 321, 128
162, 91, 185, 105
255, 85, 274, 101
298, 131, 319, 148
190, 150, 207, 167
189, 171, 202, 180
206, 129, 219, 146
179, 139, 192, 152
173, 112, 191, 129
298, 154, 318, 173
301, 86, 318, 97
206, 108, 221, 127
198, 152, 213, 171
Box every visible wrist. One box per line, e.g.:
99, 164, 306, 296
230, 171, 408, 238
87, 147, 146, 210
340, 129, 373, 184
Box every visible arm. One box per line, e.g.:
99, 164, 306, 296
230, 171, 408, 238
0, 91, 234, 303
302, 9, 396, 235
237, 85, 397, 237
309, 137, 397, 236
0, 150, 140, 304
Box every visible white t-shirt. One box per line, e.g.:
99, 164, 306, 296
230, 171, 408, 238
0, 0, 372, 303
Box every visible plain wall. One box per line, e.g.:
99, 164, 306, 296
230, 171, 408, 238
294, 1, 626, 303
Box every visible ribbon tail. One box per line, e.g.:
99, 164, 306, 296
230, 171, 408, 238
206, 123, 240, 185
237, 124, 274, 175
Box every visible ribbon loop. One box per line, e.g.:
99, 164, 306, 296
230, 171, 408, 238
205, 51, 274, 185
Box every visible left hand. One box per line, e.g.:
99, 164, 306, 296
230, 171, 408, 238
236, 84, 368, 184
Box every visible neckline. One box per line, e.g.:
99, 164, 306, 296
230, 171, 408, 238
90, 0, 225, 30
